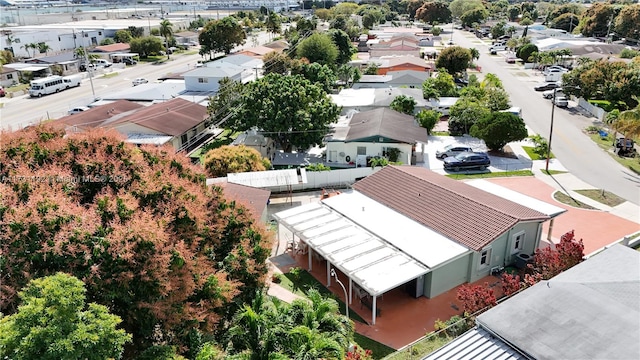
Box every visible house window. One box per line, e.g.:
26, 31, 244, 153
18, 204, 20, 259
198, 78, 208, 83
357, 146, 366, 155
512, 231, 525, 254
479, 248, 491, 268
181, 134, 188, 145
7, 74, 12, 79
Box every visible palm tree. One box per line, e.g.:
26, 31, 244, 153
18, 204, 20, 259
265, 11, 281, 40
336, 64, 361, 88
617, 105, 640, 139
288, 326, 344, 360
480, 73, 503, 89
469, 48, 480, 62
21, 43, 37, 58
37, 42, 51, 55
159, 19, 173, 59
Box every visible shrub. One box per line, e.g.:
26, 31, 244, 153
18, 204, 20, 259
305, 163, 331, 172
434, 315, 470, 337
271, 273, 282, 284
456, 283, 497, 314
416, 109, 442, 135
529, 134, 549, 159
620, 48, 640, 59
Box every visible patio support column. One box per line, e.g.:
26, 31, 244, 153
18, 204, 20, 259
308, 249, 312, 271
348, 278, 353, 304
547, 219, 555, 242
326, 261, 331, 287
277, 222, 280, 242
372, 295, 377, 325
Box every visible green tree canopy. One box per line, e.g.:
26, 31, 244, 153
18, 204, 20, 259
449, 0, 484, 19
127, 26, 144, 38
292, 62, 337, 93
207, 77, 244, 123
469, 112, 528, 151
113, 29, 132, 43
516, 43, 538, 62
577, 2, 616, 37
0, 126, 272, 356
0, 273, 131, 360
390, 95, 418, 115
435, 46, 472, 75
228, 73, 340, 152
297, 32, 339, 66
448, 98, 490, 135
129, 36, 164, 58
328, 29, 357, 65
199, 17, 246, 56
614, 4, 640, 40
422, 70, 458, 99
460, 7, 488, 28
416, 109, 441, 135
416, 2, 452, 24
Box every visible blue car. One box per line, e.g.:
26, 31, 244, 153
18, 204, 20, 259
443, 152, 491, 171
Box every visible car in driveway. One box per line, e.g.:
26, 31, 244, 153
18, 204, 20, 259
534, 82, 561, 91
542, 88, 564, 99
553, 96, 569, 108
443, 152, 491, 171
132, 78, 149, 86
68, 106, 89, 115
436, 144, 473, 159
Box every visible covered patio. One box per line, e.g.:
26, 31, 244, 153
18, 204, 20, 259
272, 192, 470, 325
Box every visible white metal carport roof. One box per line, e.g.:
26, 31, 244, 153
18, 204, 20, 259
272, 202, 430, 297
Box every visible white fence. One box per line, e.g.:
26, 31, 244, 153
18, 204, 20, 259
577, 97, 606, 121
265, 167, 380, 193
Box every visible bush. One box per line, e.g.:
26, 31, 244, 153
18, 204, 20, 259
588, 99, 628, 112
620, 48, 640, 59
433, 315, 471, 337
305, 163, 331, 172
529, 134, 549, 159
416, 109, 441, 135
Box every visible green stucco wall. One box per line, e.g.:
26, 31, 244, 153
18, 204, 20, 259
424, 253, 471, 298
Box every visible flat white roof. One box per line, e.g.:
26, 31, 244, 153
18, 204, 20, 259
227, 168, 307, 187
322, 191, 469, 268
273, 202, 430, 296
330, 88, 376, 108
466, 180, 567, 218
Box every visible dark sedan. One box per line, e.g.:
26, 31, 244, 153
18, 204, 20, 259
443, 152, 491, 171
534, 82, 561, 91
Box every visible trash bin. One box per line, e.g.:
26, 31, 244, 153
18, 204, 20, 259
515, 253, 531, 269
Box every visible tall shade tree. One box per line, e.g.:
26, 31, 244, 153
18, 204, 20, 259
262, 51, 293, 75
390, 95, 417, 115
0, 126, 272, 356
199, 17, 246, 56
336, 64, 362, 88
577, 2, 616, 37
449, 0, 484, 19
460, 7, 488, 28
114, 29, 132, 43
265, 11, 281, 39
328, 29, 357, 65
207, 77, 244, 124
0, 273, 131, 360
129, 36, 164, 58
159, 19, 174, 58
435, 46, 472, 75
469, 112, 528, 151
203, 145, 271, 178
292, 62, 337, 93
614, 4, 640, 40
228, 73, 340, 152
297, 32, 339, 66
415, 2, 452, 24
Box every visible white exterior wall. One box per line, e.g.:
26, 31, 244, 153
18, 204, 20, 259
2, 29, 105, 58
325, 141, 412, 165
184, 74, 242, 92
262, 167, 381, 193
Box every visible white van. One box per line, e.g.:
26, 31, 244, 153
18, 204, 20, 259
62, 75, 81, 89
92, 59, 113, 68
500, 106, 523, 118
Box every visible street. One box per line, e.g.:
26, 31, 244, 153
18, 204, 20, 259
450, 27, 640, 205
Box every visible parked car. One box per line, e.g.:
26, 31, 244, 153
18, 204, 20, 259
132, 78, 149, 86
543, 88, 564, 99
0, 86, 5, 97
505, 55, 517, 64
68, 106, 89, 115
544, 65, 568, 73
489, 45, 507, 54
122, 58, 137, 65
436, 144, 473, 159
92, 59, 113, 68
553, 96, 569, 108
534, 82, 561, 91
454, 78, 469, 87
443, 152, 491, 171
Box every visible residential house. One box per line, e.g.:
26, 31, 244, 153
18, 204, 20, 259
232, 130, 276, 160
216, 182, 271, 223
2, 62, 50, 79
216, 54, 263, 80
325, 108, 429, 166
0, 66, 20, 87
174, 31, 199, 45
24, 52, 82, 74
426, 244, 639, 360
369, 39, 421, 58
103, 97, 209, 150
272, 166, 565, 324
183, 63, 244, 92
330, 87, 430, 114
236, 45, 277, 59
352, 70, 429, 89
92, 42, 130, 55
91, 82, 186, 103
263, 39, 289, 51
56, 99, 145, 132
371, 55, 432, 75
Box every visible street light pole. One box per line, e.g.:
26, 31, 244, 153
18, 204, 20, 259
545, 87, 557, 172
330, 268, 348, 320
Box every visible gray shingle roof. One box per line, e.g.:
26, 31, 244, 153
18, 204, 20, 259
352, 166, 549, 251
345, 108, 429, 144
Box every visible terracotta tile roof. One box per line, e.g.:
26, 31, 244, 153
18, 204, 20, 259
346, 108, 429, 144
106, 98, 207, 136
217, 182, 271, 223
93, 43, 130, 53
352, 166, 549, 251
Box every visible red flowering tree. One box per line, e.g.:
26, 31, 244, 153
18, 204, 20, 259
456, 282, 497, 314
501, 273, 521, 296
0, 126, 273, 356
530, 230, 584, 280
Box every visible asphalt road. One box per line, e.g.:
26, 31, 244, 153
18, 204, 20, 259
451, 27, 640, 205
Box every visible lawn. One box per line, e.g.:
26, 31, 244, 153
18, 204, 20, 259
278, 269, 367, 324
354, 333, 396, 359
553, 191, 596, 210
575, 189, 625, 207
522, 145, 553, 161
383, 334, 453, 359
589, 133, 640, 175
446, 170, 533, 180
102, 72, 119, 79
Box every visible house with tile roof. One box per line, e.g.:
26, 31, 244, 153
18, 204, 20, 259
272, 166, 565, 324
56, 99, 145, 132
426, 244, 639, 360
325, 108, 429, 166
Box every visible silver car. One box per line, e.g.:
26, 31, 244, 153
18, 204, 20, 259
436, 144, 473, 159
553, 96, 569, 108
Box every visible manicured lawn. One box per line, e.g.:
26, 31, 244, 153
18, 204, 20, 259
446, 170, 533, 180
354, 333, 395, 359
553, 191, 596, 209
522, 145, 553, 161
279, 269, 367, 324
575, 189, 625, 207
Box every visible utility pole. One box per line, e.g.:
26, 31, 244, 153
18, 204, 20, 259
78, 30, 96, 101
